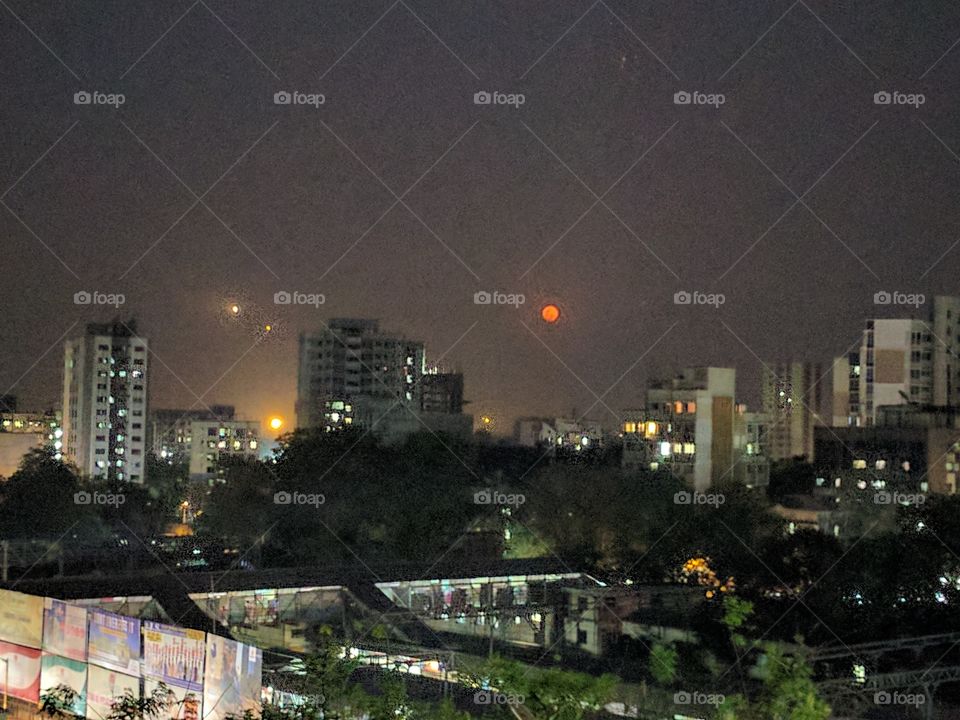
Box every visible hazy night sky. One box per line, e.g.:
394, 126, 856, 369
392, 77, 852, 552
2, 1, 960, 431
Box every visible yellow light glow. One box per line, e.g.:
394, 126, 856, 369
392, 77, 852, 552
264, 324, 272, 332
269, 417, 283, 431
230, 304, 240, 315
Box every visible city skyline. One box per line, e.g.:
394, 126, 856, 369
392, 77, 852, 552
3, 2, 960, 435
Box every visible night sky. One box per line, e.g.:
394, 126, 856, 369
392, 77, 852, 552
2, 1, 960, 431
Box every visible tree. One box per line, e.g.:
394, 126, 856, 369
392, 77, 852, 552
107, 684, 175, 720
0, 449, 93, 538
718, 645, 830, 720
648, 642, 679, 686
717, 596, 830, 720
40, 684, 83, 718
463, 656, 617, 720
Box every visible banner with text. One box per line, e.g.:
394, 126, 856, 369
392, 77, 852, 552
87, 609, 141, 676
86, 664, 139, 720
145, 679, 203, 720
0, 641, 41, 702
202, 635, 261, 720
0, 589, 44, 648
40, 653, 88, 715
143, 621, 205, 692
43, 598, 88, 661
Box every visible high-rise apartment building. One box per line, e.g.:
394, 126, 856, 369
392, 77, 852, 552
831, 352, 862, 427
622, 367, 738, 492
761, 361, 826, 460
62, 321, 148, 483
296, 319, 425, 431
931, 295, 960, 408
834, 297, 960, 427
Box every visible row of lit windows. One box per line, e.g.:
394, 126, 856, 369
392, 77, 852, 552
853, 459, 910, 472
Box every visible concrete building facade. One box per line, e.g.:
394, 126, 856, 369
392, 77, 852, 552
62, 321, 148, 483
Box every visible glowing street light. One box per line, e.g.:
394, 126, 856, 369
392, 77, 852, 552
269, 416, 283, 431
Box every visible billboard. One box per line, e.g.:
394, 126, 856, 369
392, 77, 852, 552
87, 609, 141, 675
203, 636, 261, 720
143, 621, 205, 692
40, 654, 87, 715
145, 679, 202, 720
0, 641, 41, 702
43, 598, 88, 661
0, 589, 44, 648
86, 664, 139, 720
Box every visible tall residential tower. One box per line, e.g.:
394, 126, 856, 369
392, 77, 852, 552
62, 321, 148, 482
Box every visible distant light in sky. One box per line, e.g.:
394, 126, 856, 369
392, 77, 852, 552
540, 304, 561, 324
269, 416, 283, 431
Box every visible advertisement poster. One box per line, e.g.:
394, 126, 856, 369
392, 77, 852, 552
145, 679, 202, 720
143, 622, 205, 692
86, 664, 139, 720
202, 636, 261, 720
40, 653, 88, 715
43, 599, 88, 661
0, 589, 44, 648
87, 609, 141, 675
0, 641, 41, 702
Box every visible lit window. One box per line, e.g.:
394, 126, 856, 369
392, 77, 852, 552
674, 401, 683, 414
624, 422, 636, 433
659, 441, 671, 456
683, 442, 696, 455
875, 460, 886, 470
687, 402, 696, 413
853, 459, 867, 470
645, 421, 658, 438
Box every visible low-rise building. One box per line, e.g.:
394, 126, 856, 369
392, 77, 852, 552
188, 420, 261, 481
813, 404, 960, 495
513, 417, 603, 453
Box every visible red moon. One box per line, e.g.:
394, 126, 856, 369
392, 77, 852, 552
541, 304, 561, 324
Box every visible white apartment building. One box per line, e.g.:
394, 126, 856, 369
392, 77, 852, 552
834, 296, 960, 427
622, 367, 737, 492
62, 322, 148, 483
